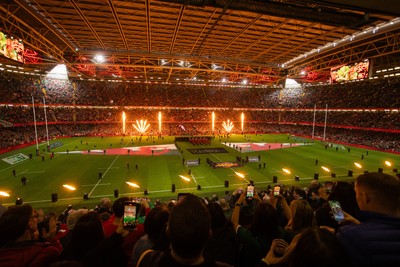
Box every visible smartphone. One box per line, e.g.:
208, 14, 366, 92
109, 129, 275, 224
246, 185, 254, 198
123, 201, 138, 230
177, 193, 188, 203
274, 186, 280, 196
328, 200, 344, 222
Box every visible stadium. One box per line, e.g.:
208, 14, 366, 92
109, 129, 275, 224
0, 1, 399, 266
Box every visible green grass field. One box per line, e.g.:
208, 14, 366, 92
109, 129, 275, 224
0, 134, 399, 213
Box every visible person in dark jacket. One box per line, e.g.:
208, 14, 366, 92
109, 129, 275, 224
336, 172, 400, 267
60, 211, 128, 267
137, 194, 232, 267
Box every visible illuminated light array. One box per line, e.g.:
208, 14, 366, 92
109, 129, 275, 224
133, 119, 150, 134
122, 111, 126, 134
0, 191, 10, 197
241, 113, 244, 132
222, 119, 234, 133
354, 162, 362, 168
282, 168, 291, 174
321, 166, 331, 172
179, 175, 191, 182
158, 112, 162, 133
385, 161, 392, 167
126, 182, 140, 188
63, 184, 76, 191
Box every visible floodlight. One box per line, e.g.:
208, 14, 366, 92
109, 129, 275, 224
45, 64, 68, 80
94, 54, 105, 63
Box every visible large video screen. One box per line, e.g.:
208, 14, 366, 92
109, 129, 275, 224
330, 60, 369, 83
0, 31, 24, 63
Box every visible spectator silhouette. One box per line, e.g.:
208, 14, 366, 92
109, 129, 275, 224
0, 204, 60, 267
315, 181, 359, 231
204, 202, 239, 266
131, 205, 170, 266
59, 209, 88, 249
137, 194, 231, 266
60, 211, 128, 267
336, 172, 400, 267
232, 189, 284, 267
262, 227, 353, 267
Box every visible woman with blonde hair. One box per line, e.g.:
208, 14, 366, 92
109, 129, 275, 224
284, 199, 314, 242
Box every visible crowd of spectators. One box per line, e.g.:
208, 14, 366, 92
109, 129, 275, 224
0, 72, 399, 152
1, 172, 399, 267
0, 72, 399, 108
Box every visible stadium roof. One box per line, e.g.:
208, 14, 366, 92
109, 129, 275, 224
1, 0, 400, 85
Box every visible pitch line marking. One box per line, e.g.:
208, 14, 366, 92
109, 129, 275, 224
89, 155, 120, 196
82, 183, 111, 187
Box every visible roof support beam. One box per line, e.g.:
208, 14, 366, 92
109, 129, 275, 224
107, 0, 129, 50
69, 0, 105, 49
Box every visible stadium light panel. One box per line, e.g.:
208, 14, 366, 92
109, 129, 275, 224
45, 64, 68, 80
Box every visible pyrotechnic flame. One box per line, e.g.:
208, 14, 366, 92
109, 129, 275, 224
0, 191, 10, 197
321, 166, 330, 172
222, 119, 234, 133
179, 175, 191, 181
63, 184, 76, 191
126, 182, 140, 188
133, 119, 150, 134
235, 172, 245, 178
354, 162, 362, 168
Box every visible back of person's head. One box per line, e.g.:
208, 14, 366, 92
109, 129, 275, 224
144, 206, 170, 250
251, 202, 280, 237
95, 197, 112, 216
38, 211, 57, 240
290, 227, 353, 267
219, 198, 229, 211
328, 181, 359, 216
66, 209, 88, 230
66, 211, 104, 259
293, 188, 306, 199
168, 194, 211, 259
166, 199, 176, 212
355, 172, 400, 215
112, 197, 130, 218
239, 203, 256, 227
0, 204, 33, 245
290, 200, 314, 232
206, 202, 228, 230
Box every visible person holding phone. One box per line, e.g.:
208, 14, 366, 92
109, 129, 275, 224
102, 197, 151, 264
315, 181, 359, 232
231, 188, 284, 267
336, 172, 400, 267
